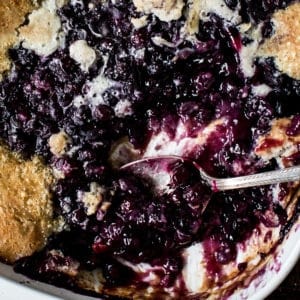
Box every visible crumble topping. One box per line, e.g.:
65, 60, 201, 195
185, 0, 242, 36
0, 145, 54, 263
69, 40, 96, 72
259, 2, 300, 80
48, 130, 70, 157
133, 0, 185, 22
0, 0, 37, 78
198, 0, 241, 23
18, 0, 62, 57
81, 182, 105, 216
131, 16, 148, 29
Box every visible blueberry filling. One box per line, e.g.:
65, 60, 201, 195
0, 0, 299, 295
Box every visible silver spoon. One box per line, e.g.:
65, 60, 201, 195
121, 155, 300, 192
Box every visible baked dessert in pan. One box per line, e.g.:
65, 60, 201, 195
0, 0, 299, 299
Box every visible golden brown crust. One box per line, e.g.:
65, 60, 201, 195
0, 0, 37, 78
0, 145, 54, 263
259, 2, 300, 80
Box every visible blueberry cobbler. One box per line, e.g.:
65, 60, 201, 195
0, 0, 300, 299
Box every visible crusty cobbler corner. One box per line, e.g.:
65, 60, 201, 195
0, 0, 38, 78
259, 2, 300, 80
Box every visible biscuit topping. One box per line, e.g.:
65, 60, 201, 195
69, 40, 96, 72
49, 131, 70, 157
259, 2, 300, 79
82, 182, 105, 216
0, 146, 54, 263
0, 0, 36, 78
131, 16, 148, 29
133, 0, 185, 22
18, 0, 62, 56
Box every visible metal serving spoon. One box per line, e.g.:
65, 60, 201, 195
121, 155, 300, 192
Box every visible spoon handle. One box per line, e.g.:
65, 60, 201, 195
211, 165, 300, 191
